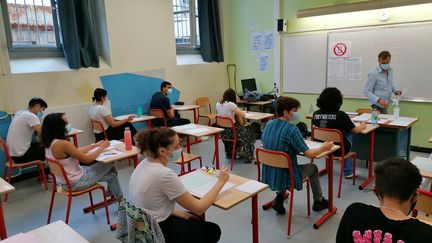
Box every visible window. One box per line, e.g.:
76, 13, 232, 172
173, 0, 200, 54
1, 0, 63, 58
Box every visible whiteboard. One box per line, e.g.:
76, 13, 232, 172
282, 33, 327, 94
327, 24, 432, 101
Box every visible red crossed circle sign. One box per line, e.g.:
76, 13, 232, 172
333, 43, 347, 56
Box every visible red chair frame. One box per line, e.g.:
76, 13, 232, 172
311, 126, 357, 198
149, 109, 167, 127
195, 97, 216, 125
215, 115, 238, 170
90, 119, 108, 140
0, 138, 48, 203
45, 157, 110, 225
256, 148, 310, 238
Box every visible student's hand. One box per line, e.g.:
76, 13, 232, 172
100, 140, 110, 150
95, 140, 106, 146
378, 98, 388, 108
358, 122, 366, 130
127, 115, 134, 121
320, 142, 333, 151
395, 90, 402, 96
217, 165, 229, 184
176, 211, 199, 221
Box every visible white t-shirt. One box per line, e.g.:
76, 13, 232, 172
216, 101, 238, 123
6, 110, 40, 157
128, 159, 187, 222
89, 103, 111, 133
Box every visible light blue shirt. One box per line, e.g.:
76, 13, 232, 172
364, 65, 396, 107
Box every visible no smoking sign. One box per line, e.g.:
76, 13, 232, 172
329, 41, 351, 58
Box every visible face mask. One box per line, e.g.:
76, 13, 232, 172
167, 88, 173, 95
37, 111, 44, 119
167, 147, 182, 162
380, 64, 390, 71
65, 123, 72, 133
290, 112, 299, 121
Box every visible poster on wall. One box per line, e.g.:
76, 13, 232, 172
329, 41, 352, 58
258, 53, 269, 71
328, 58, 344, 81
344, 58, 362, 81
250, 32, 263, 52
263, 31, 274, 50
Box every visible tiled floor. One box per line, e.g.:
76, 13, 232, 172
2, 139, 429, 243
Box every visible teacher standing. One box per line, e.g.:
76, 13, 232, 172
364, 51, 401, 114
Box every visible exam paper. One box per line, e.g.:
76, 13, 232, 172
389, 117, 417, 127
96, 150, 124, 161
173, 124, 197, 130
185, 128, 210, 135
352, 113, 371, 122
114, 114, 136, 120
235, 180, 267, 194
190, 181, 235, 198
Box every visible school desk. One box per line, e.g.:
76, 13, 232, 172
244, 111, 274, 121
411, 157, 432, 179
237, 100, 273, 112
67, 128, 83, 147
114, 114, 156, 128
0, 178, 14, 240
172, 104, 200, 123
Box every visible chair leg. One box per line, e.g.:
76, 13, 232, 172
89, 191, 95, 215
338, 159, 344, 198
39, 163, 48, 191
287, 189, 294, 239
199, 157, 203, 168
65, 196, 72, 224
353, 155, 357, 186
5, 166, 13, 203
100, 188, 111, 225
47, 185, 56, 224
3, 167, 8, 203
306, 180, 311, 216
231, 141, 237, 170
212, 151, 216, 165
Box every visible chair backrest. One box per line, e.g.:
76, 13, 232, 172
415, 189, 432, 215
195, 97, 212, 115
90, 119, 108, 140
312, 126, 344, 154
45, 157, 72, 191
0, 138, 13, 166
149, 109, 167, 127
356, 108, 372, 114
255, 148, 294, 188
216, 115, 236, 141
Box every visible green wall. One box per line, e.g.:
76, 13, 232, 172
226, 0, 432, 148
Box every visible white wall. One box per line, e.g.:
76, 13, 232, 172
0, 0, 229, 114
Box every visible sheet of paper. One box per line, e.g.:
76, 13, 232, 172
1, 232, 38, 243
389, 117, 417, 126
327, 58, 344, 81
346, 112, 358, 116
352, 113, 371, 122
110, 140, 123, 146
258, 53, 269, 71
185, 128, 210, 135
96, 149, 124, 161
411, 157, 432, 171
191, 181, 235, 198
250, 32, 263, 52
378, 114, 395, 120
88, 145, 117, 154
245, 113, 256, 118
114, 114, 136, 120
181, 173, 216, 191
173, 124, 197, 130
305, 140, 322, 150
263, 31, 274, 50
235, 180, 267, 194
344, 58, 362, 81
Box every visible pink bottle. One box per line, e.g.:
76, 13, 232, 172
124, 127, 132, 151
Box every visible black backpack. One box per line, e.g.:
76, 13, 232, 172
296, 122, 309, 139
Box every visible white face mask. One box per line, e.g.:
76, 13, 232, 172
167, 88, 173, 95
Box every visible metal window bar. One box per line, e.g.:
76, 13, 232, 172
13, 0, 24, 45
41, 0, 49, 44
32, 0, 41, 44
173, 0, 199, 49
23, 0, 33, 46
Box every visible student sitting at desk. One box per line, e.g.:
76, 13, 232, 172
129, 128, 228, 243
41, 113, 122, 199
262, 97, 333, 214
216, 88, 257, 163
312, 87, 366, 179
336, 158, 432, 243
6, 97, 48, 163
89, 88, 137, 143
150, 81, 190, 127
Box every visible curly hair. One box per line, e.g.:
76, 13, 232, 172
316, 87, 343, 111
134, 127, 177, 158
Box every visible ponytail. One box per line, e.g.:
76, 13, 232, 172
92, 97, 96, 102
134, 127, 177, 158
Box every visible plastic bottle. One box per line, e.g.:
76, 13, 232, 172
124, 127, 132, 151
393, 105, 400, 119
371, 109, 379, 126
137, 106, 143, 117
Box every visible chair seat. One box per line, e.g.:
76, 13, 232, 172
6, 160, 43, 168
57, 183, 105, 197
174, 153, 201, 164
333, 151, 357, 160
417, 215, 432, 226
200, 113, 216, 119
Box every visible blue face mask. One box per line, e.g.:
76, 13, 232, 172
65, 123, 72, 134
168, 148, 182, 162
290, 112, 299, 121
37, 111, 44, 119
167, 88, 173, 95
380, 64, 390, 71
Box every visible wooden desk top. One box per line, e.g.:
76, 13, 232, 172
99, 143, 139, 164
114, 115, 156, 123
411, 157, 432, 179
0, 178, 14, 195
3, 220, 89, 243
358, 124, 379, 134
181, 171, 268, 210
237, 100, 273, 106
244, 112, 274, 121
172, 105, 200, 111
172, 124, 224, 137
304, 140, 340, 159
67, 128, 83, 136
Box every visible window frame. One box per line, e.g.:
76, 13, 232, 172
1, 0, 64, 59
173, 0, 200, 55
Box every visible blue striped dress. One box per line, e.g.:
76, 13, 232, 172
261, 119, 309, 192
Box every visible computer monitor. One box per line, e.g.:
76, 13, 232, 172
241, 78, 257, 92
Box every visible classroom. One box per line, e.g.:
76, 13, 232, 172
0, 0, 431, 242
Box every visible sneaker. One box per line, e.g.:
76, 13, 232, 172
312, 198, 329, 212
47, 174, 54, 183
344, 171, 361, 179
272, 193, 286, 215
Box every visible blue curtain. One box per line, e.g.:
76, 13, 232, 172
57, 0, 99, 69
198, 0, 224, 63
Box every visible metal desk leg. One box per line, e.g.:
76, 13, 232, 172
359, 130, 375, 190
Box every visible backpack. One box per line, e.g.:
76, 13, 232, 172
296, 122, 309, 139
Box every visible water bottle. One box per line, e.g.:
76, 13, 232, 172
393, 105, 400, 119
137, 106, 143, 117
124, 127, 132, 151
371, 109, 378, 126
